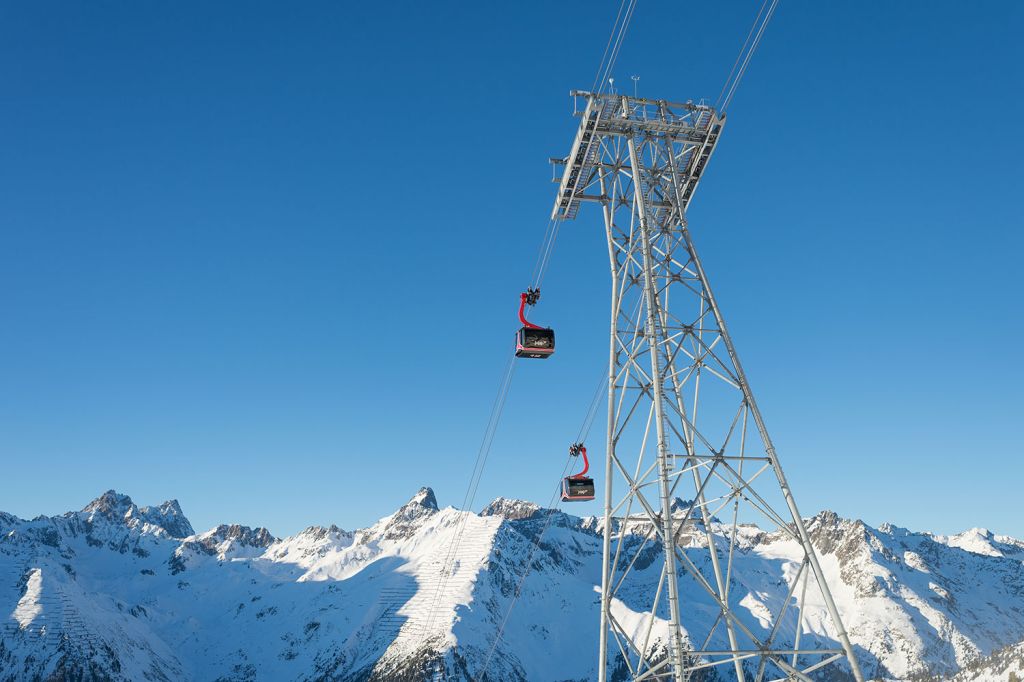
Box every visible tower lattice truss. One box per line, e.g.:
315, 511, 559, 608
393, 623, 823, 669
553, 91, 865, 682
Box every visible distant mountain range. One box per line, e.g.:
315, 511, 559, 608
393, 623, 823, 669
1, 488, 1023, 681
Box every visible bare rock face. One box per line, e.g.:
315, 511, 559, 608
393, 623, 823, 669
82, 490, 135, 519
81, 489, 195, 539
134, 499, 195, 539
204, 523, 276, 549
367, 486, 439, 542
2, 488, 1024, 681
170, 523, 277, 573
943, 641, 1024, 681
480, 497, 542, 520
808, 511, 885, 597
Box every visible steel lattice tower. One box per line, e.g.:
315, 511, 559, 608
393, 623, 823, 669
551, 91, 864, 682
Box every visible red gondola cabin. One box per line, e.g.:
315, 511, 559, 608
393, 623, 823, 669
561, 476, 595, 502
515, 326, 555, 359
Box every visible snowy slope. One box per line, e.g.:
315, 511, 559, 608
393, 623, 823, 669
940, 641, 1024, 681
2, 489, 1024, 681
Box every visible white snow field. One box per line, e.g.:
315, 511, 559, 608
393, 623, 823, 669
2, 489, 1024, 680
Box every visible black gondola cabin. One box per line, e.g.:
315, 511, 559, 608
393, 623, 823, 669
561, 476, 595, 502
515, 326, 555, 359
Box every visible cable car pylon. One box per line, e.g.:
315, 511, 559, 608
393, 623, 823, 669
551, 91, 865, 681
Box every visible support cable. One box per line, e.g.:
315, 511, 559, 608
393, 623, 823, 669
427, 0, 641, 668
598, 0, 637, 95
532, 0, 637, 292
529, 216, 559, 288
717, 0, 779, 113
589, 0, 631, 96
476, 371, 608, 677
530, 216, 562, 291
420, 352, 517, 639
591, 0, 638, 96
715, 0, 769, 111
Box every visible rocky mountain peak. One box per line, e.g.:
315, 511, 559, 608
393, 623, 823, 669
134, 499, 194, 539
405, 487, 438, 512
81, 490, 195, 539
171, 524, 276, 571
811, 509, 841, 527
366, 488, 439, 543
807, 510, 867, 556
297, 524, 350, 542
207, 524, 276, 548
671, 498, 719, 522
481, 497, 542, 520
82, 490, 135, 519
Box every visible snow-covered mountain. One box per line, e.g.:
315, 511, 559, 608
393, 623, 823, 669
1, 489, 1023, 681
936, 641, 1024, 682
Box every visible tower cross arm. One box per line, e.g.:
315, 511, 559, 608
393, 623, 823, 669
552, 90, 725, 222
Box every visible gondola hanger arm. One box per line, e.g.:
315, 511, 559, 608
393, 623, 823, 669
518, 291, 543, 330
573, 444, 589, 475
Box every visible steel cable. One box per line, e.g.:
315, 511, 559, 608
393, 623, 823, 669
532, 0, 637, 293
476, 371, 607, 677
591, 0, 638, 97
420, 352, 517, 641
429, 0, 643, 671
715, 0, 770, 111
590, 0, 630, 96
718, 0, 779, 113
598, 0, 637, 95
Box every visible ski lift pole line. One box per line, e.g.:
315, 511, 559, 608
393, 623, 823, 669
421, 355, 515, 639
439, 351, 516, 566
420, 351, 518, 638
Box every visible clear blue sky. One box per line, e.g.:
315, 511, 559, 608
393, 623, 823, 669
2, 1, 1022, 538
